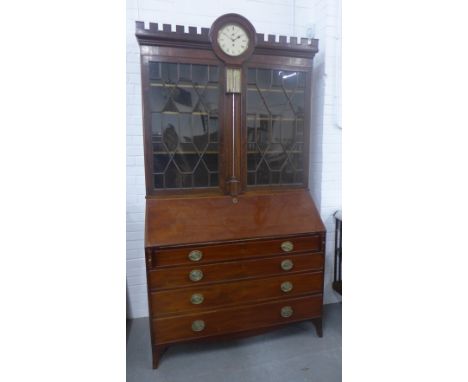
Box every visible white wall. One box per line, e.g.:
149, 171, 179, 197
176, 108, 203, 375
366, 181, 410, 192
126, 0, 341, 318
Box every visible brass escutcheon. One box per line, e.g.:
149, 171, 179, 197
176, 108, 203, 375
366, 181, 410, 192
281, 306, 294, 318
281, 259, 294, 271
190, 293, 204, 305
281, 281, 293, 293
281, 241, 294, 252
189, 269, 204, 282
191, 320, 205, 332
188, 250, 203, 262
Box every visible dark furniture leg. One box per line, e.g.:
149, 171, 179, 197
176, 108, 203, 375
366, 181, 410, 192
332, 215, 342, 295
152, 345, 168, 369
311, 318, 323, 337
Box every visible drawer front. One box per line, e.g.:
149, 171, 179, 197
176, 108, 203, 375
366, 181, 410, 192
150, 271, 323, 317
150, 235, 322, 267
152, 294, 322, 344
149, 252, 324, 289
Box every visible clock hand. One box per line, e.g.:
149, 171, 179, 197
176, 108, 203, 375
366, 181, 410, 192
222, 32, 234, 41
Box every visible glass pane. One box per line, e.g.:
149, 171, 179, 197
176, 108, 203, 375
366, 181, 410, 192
149, 62, 161, 80
246, 67, 306, 186
179, 64, 191, 81
257, 160, 270, 185
154, 174, 164, 188
192, 64, 208, 84
153, 154, 169, 173
209, 172, 218, 187
283, 70, 299, 90
149, 62, 220, 190
161, 62, 178, 83
203, 149, 218, 171
257, 69, 271, 88
173, 153, 198, 172
247, 68, 256, 84
201, 88, 219, 113
194, 162, 209, 187
209, 66, 219, 83
209, 116, 219, 142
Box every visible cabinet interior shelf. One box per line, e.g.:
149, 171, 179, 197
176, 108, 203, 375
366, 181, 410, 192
150, 83, 218, 89
149, 83, 304, 93
153, 113, 301, 119
153, 111, 210, 115
153, 151, 218, 155
153, 151, 302, 155
247, 87, 304, 93
246, 117, 303, 121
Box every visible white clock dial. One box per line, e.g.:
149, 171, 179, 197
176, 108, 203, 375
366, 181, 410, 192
217, 24, 249, 56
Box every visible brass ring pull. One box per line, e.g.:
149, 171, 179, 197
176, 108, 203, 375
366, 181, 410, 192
281, 259, 294, 271
281, 281, 293, 293
190, 293, 204, 305
281, 241, 294, 252
188, 250, 203, 262
191, 320, 205, 332
281, 306, 294, 318
189, 269, 204, 282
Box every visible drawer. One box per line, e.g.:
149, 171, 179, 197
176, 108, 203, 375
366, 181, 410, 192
150, 271, 323, 317
149, 252, 324, 289
152, 294, 322, 344
149, 235, 322, 268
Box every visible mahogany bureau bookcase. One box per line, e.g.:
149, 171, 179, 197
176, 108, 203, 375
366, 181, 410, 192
135, 14, 326, 368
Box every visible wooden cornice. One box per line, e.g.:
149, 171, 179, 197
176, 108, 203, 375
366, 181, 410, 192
135, 21, 318, 59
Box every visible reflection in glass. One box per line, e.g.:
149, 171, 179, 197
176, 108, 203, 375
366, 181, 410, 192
149, 62, 220, 189
246, 68, 306, 186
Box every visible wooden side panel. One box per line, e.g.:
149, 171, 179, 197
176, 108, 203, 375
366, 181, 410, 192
152, 294, 322, 344
149, 252, 324, 289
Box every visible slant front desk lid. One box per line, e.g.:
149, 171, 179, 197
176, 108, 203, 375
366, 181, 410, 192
145, 190, 325, 247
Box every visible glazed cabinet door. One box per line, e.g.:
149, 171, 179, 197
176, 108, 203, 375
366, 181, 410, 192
244, 66, 310, 188
142, 57, 224, 194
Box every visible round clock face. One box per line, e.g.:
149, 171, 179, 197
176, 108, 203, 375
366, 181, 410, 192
217, 24, 250, 56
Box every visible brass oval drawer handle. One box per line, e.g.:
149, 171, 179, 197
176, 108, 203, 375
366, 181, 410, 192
281, 306, 294, 318
189, 269, 204, 282
190, 293, 204, 305
281, 241, 294, 252
188, 250, 203, 262
191, 320, 205, 332
281, 259, 294, 271
280, 281, 293, 293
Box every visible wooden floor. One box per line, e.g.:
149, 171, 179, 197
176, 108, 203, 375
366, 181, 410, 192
126, 303, 341, 382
